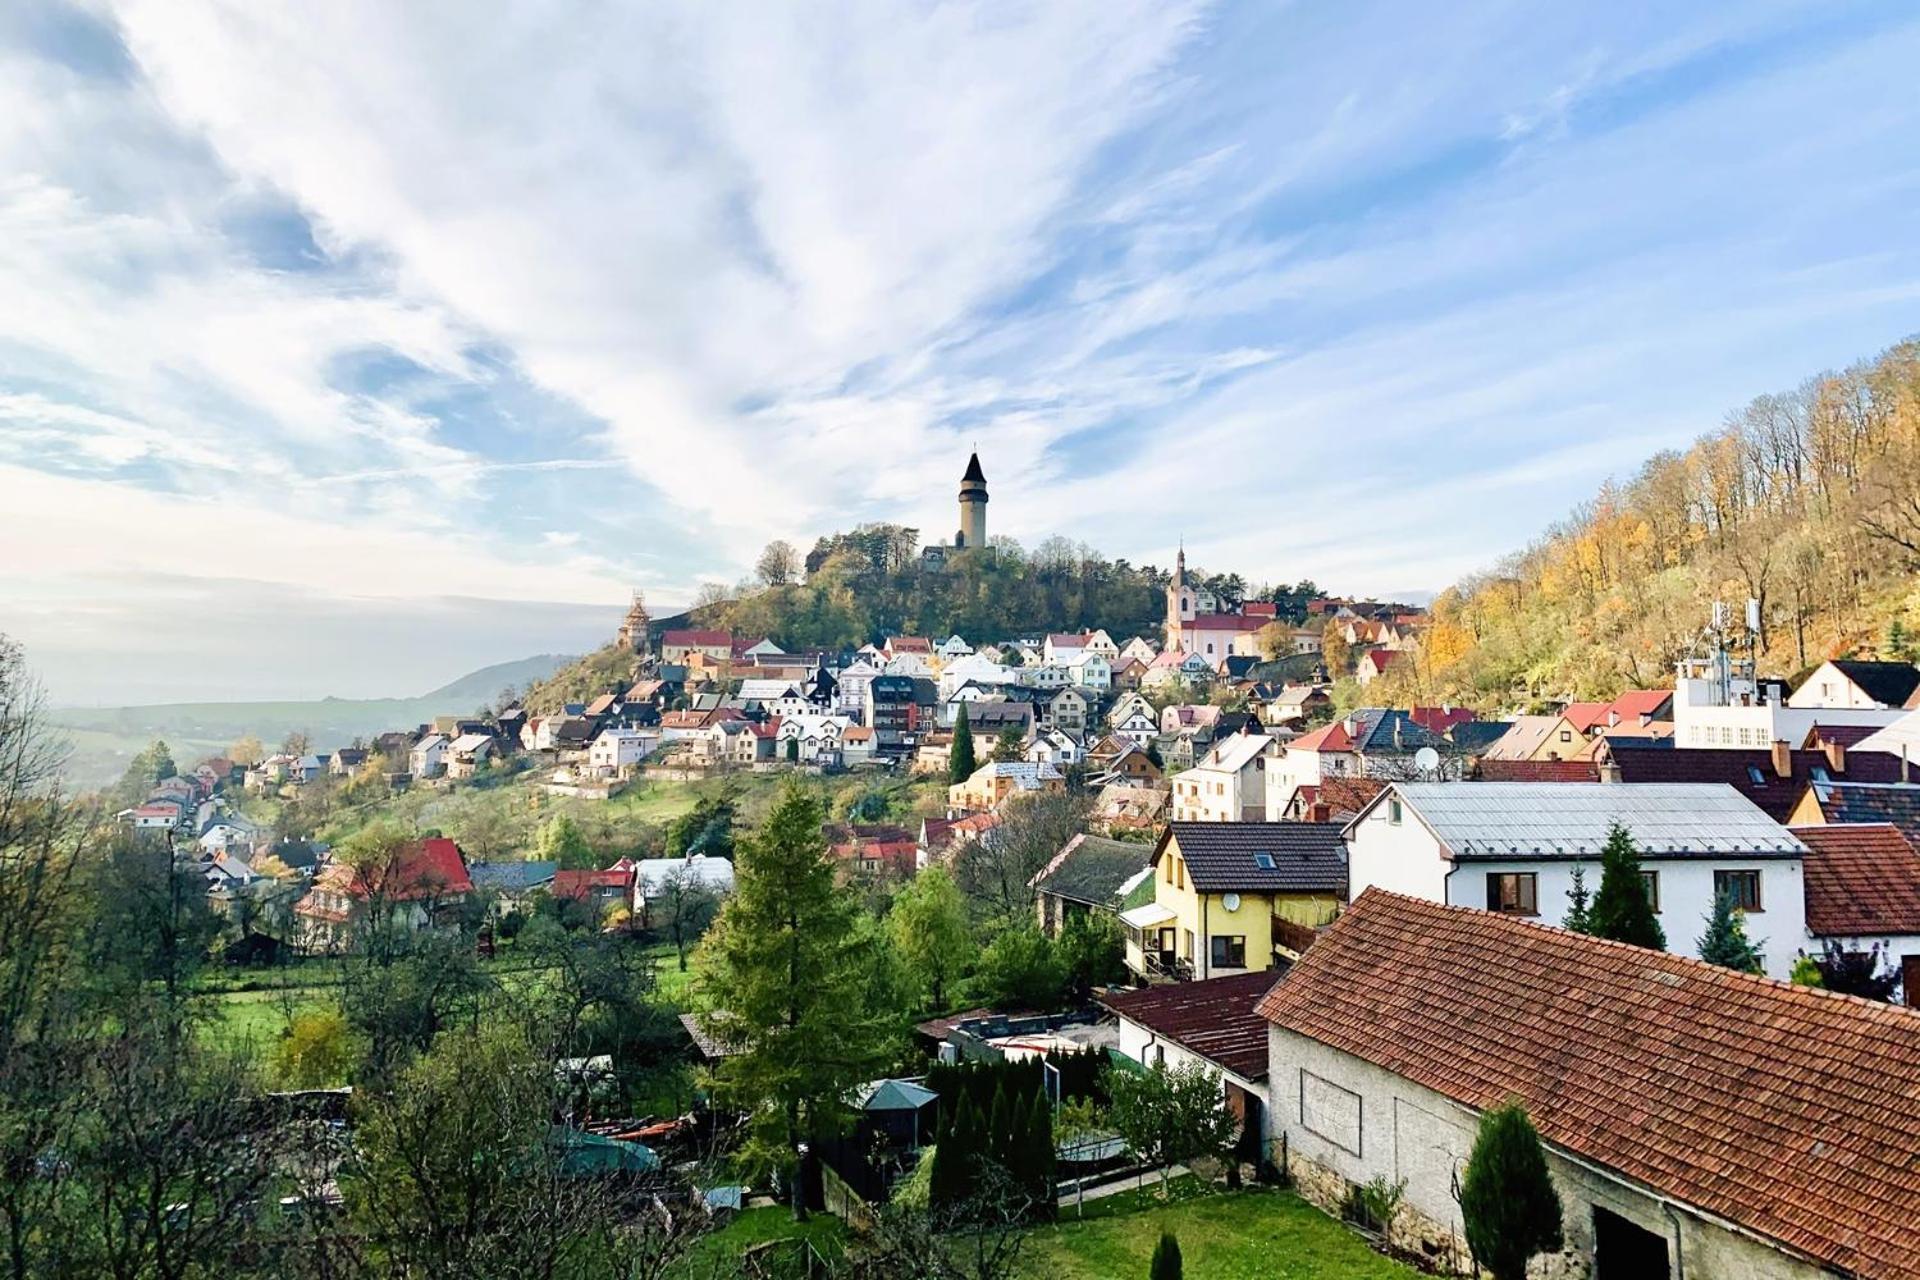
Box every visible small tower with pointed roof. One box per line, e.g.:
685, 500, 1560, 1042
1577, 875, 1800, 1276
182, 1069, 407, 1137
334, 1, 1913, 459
956, 452, 988, 549
617, 591, 652, 655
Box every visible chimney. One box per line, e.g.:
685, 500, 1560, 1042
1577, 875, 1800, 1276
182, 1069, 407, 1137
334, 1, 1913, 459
1770, 739, 1792, 779
1822, 738, 1846, 773
1309, 801, 1331, 823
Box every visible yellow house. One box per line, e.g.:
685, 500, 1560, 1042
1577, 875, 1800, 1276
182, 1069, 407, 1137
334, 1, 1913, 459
1121, 821, 1346, 982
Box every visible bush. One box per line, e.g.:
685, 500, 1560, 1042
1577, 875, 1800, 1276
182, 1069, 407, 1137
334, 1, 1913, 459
973, 928, 1067, 1011
275, 1008, 354, 1089
1341, 1174, 1406, 1233
1149, 1230, 1182, 1280
1460, 1102, 1563, 1280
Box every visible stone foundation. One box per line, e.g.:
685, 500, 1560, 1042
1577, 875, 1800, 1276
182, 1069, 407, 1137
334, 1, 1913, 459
1276, 1142, 1587, 1279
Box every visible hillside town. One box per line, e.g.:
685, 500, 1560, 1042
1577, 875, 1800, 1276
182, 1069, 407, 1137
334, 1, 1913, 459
82, 452, 1920, 1279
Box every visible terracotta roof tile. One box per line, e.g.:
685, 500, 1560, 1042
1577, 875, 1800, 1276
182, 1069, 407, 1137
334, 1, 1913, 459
1795, 823, 1920, 937
1258, 890, 1920, 1280
1099, 970, 1280, 1082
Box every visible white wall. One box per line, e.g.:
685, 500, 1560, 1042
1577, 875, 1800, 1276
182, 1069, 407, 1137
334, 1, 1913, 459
1343, 801, 1450, 901
1114, 1015, 1260, 1095
1447, 857, 1806, 982
1265, 1027, 1836, 1280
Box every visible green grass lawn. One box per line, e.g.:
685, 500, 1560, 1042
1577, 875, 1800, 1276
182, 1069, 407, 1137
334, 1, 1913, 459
677, 1205, 847, 1276
1019, 1187, 1417, 1279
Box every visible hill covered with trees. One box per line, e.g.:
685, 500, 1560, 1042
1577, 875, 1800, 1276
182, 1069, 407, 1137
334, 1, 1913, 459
1368, 335, 1920, 710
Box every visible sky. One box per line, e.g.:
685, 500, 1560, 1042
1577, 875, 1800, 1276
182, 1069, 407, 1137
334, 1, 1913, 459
4, 2, 1920, 705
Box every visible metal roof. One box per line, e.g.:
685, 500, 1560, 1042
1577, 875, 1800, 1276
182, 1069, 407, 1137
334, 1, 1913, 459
1377, 782, 1807, 859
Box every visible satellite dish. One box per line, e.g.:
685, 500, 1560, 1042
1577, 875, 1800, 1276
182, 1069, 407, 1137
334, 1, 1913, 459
1414, 746, 1441, 776
1222, 893, 1242, 912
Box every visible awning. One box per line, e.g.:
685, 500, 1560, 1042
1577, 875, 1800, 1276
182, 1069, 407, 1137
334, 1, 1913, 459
1118, 902, 1177, 929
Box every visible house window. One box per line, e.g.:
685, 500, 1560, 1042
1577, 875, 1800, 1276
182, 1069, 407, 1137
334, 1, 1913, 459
1387, 798, 1402, 825
1746, 765, 1765, 784
1640, 871, 1660, 912
1210, 935, 1246, 969
1486, 872, 1538, 916
1558, 730, 1572, 743
1714, 869, 1762, 912
1254, 852, 1276, 870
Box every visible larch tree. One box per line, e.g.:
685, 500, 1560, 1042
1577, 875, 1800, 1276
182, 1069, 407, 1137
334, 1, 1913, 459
697, 783, 892, 1218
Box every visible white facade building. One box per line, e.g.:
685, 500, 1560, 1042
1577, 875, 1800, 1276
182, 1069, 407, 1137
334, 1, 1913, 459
1169, 733, 1278, 822
588, 728, 659, 773
1674, 656, 1902, 750
1344, 782, 1809, 980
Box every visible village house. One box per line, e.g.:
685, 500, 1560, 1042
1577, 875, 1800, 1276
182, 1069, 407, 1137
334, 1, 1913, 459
1066, 651, 1112, 690
1480, 713, 1592, 762
1124, 821, 1346, 983
1099, 970, 1274, 1135
1034, 685, 1093, 738
947, 760, 1064, 815
587, 727, 659, 775
1344, 782, 1809, 980
1030, 832, 1153, 938
959, 698, 1036, 744
1170, 731, 1278, 822
1025, 728, 1082, 767
444, 732, 496, 779
1091, 782, 1169, 835
824, 823, 919, 877
408, 733, 449, 779
630, 853, 736, 928
292, 837, 473, 955
1259, 889, 1920, 1280
1793, 822, 1920, 1004
660, 629, 733, 665
840, 724, 878, 765
467, 859, 557, 915
776, 713, 850, 763
1352, 648, 1398, 686
1593, 737, 1904, 820
553, 866, 637, 923
1787, 778, 1920, 840
1786, 658, 1920, 710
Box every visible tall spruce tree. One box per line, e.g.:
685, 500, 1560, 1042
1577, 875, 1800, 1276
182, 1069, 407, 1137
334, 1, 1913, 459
1696, 891, 1764, 974
931, 1094, 978, 1211
949, 704, 978, 783
698, 782, 892, 1218
1459, 1102, 1564, 1280
1024, 1088, 1056, 1217
1586, 821, 1664, 949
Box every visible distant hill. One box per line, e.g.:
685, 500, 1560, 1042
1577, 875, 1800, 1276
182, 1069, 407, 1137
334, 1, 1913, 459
1362, 335, 1920, 711
50, 653, 576, 789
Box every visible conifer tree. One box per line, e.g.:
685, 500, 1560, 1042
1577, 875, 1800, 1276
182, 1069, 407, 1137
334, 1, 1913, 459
949, 704, 977, 783
1586, 821, 1664, 949
1149, 1231, 1182, 1280
1561, 865, 1593, 934
987, 1082, 1012, 1170
931, 1094, 977, 1211
698, 782, 892, 1218
1696, 890, 1765, 974
1025, 1087, 1055, 1216
1460, 1102, 1564, 1280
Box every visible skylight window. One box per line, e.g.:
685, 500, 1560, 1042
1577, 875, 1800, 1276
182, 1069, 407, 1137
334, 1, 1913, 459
1254, 852, 1276, 870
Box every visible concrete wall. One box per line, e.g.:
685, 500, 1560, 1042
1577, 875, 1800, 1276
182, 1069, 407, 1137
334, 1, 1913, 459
1266, 1026, 1837, 1280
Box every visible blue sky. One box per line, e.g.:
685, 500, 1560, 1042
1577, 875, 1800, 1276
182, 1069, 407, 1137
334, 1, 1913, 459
3, 1, 1919, 703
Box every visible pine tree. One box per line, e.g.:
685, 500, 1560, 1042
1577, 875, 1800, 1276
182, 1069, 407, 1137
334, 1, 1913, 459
991, 726, 1025, 763
1696, 891, 1765, 974
987, 1082, 1012, 1170
1149, 1230, 1183, 1280
1586, 821, 1664, 949
1561, 865, 1593, 934
949, 704, 977, 783
1459, 1102, 1564, 1280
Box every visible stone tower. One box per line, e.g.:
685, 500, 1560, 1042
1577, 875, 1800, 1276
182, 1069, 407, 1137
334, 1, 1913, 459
957, 452, 988, 549
1165, 545, 1194, 650
617, 591, 652, 655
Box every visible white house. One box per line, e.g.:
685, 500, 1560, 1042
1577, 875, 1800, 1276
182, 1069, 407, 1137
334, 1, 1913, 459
1344, 782, 1809, 980
409, 734, 449, 779
588, 728, 659, 774
1067, 651, 1112, 691
445, 733, 496, 779
1785, 659, 1920, 710
1673, 655, 1903, 750
632, 854, 736, 925
736, 678, 802, 710
1042, 632, 1089, 664
776, 714, 850, 763
944, 681, 1000, 728
1022, 662, 1071, 690
1118, 636, 1159, 664
935, 635, 973, 661
1025, 728, 1083, 767
1169, 732, 1278, 822
1259, 889, 1920, 1280
835, 660, 883, 716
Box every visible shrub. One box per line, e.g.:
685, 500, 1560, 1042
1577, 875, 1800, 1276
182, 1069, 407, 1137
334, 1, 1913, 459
1149, 1230, 1182, 1280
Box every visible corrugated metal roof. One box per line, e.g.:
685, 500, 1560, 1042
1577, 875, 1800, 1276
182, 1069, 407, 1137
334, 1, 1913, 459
1382, 782, 1806, 858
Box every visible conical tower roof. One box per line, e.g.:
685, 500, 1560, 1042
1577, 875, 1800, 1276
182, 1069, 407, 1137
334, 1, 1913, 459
962, 452, 986, 484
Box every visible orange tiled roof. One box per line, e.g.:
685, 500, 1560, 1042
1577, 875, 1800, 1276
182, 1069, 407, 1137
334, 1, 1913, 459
1258, 890, 1920, 1280
1795, 823, 1920, 937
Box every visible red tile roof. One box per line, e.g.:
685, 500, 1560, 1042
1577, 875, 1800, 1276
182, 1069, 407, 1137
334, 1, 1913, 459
552, 867, 635, 900
317, 837, 472, 901
1407, 706, 1475, 735
1287, 720, 1353, 753
662, 629, 732, 648
1561, 701, 1611, 734
1258, 890, 1920, 1280
1609, 689, 1673, 721
1361, 648, 1397, 671
1242, 601, 1278, 618
1795, 823, 1920, 937
887, 635, 933, 653
1475, 758, 1599, 782
1098, 970, 1280, 1082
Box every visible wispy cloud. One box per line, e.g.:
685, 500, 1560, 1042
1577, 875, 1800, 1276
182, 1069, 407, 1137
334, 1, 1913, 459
2, 0, 1918, 701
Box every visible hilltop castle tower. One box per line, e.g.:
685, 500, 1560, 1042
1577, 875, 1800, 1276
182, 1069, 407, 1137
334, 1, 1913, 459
617, 591, 652, 655
956, 452, 988, 549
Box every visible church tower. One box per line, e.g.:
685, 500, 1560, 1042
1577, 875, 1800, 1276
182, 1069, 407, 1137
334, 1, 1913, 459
956, 452, 988, 549
1165, 546, 1194, 650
